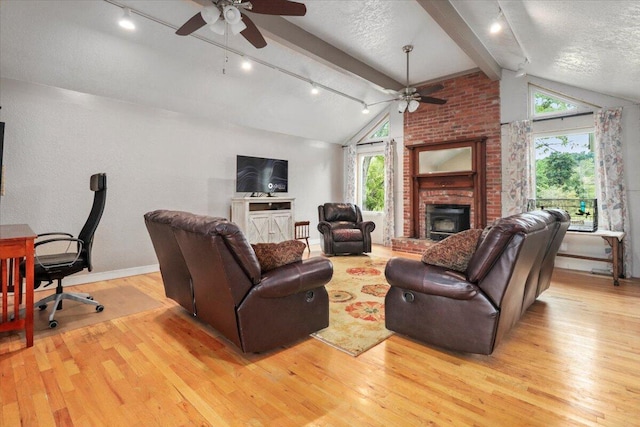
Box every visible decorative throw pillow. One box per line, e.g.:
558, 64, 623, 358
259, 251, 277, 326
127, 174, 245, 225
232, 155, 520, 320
421, 228, 484, 273
251, 240, 306, 272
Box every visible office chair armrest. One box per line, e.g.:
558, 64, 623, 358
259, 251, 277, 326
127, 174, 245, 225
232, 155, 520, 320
35, 237, 84, 269
35, 237, 83, 249
37, 232, 74, 239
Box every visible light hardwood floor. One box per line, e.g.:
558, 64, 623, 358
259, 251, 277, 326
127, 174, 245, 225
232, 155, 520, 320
1, 245, 639, 426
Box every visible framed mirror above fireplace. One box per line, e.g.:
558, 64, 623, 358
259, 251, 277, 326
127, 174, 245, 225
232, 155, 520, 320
407, 137, 487, 239
418, 147, 472, 174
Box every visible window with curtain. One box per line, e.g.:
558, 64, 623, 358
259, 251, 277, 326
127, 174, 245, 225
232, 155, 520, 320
534, 130, 596, 200
357, 118, 389, 213
529, 88, 598, 208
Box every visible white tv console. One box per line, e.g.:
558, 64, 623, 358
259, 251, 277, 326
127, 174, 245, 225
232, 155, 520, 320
231, 197, 295, 244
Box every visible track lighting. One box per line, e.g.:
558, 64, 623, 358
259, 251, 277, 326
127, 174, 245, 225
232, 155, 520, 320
118, 8, 135, 30
104, 1, 372, 114
489, 9, 503, 34
514, 58, 529, 78
310, 83, 319, 95
241, 58, 252, 70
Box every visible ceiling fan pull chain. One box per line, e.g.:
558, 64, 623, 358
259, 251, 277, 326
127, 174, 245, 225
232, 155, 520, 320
223, 23, 229, 75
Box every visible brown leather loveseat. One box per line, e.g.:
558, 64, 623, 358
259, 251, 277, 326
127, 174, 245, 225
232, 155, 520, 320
317, 203, 376, 255
144, 210, 333, 353
384, 210, 570, 355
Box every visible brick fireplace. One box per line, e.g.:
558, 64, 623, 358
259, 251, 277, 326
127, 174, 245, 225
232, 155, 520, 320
392, 71, 501, 254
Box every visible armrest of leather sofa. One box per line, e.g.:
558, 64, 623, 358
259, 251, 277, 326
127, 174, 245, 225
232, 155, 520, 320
384, 257, 479, 300
253, 257, 333, 298
317, 221, 332, 235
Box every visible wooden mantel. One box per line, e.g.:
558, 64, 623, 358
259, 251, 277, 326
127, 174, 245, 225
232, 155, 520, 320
407, 137, 487, 238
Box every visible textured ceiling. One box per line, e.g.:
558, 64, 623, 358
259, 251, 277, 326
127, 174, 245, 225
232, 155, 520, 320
1, 0, 638, 146
451, 0, 640, 102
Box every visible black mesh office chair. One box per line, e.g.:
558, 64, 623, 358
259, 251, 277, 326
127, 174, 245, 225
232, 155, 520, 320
29, 173, 107, 328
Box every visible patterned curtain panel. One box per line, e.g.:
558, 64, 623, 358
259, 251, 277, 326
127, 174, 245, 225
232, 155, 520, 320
383, 140, 395, 246
594, 107, 632, 275
502, 120, 533, 215
345, 143, 357, 204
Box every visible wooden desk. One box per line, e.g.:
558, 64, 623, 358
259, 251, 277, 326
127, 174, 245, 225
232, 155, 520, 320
0, 224, 36, 347
557, 230, 625, 286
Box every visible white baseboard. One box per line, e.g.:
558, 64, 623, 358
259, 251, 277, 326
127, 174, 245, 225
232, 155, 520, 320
35, 264, 160, 291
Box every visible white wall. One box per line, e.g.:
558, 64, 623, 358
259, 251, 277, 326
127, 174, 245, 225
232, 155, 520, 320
501, 70, 640, 278
0, 78, 343, 284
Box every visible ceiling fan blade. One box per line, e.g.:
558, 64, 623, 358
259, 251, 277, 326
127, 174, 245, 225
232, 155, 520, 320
240, 13, 267, 49
249, 0, 307, 16
419, 96, 447, 105
418, 84, 444, 97
176, 12, 207, 36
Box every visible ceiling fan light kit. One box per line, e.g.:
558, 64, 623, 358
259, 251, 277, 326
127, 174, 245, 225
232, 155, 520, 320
223, 5, 242, 25
175, 0, 307, 49
209, 20, 226, 35
375, 45, 447, 114
201, 6, 221, 25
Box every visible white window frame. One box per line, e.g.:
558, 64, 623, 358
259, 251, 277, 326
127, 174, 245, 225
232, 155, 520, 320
531, 114, 595, 199
529, 84, 594, 120
356, 116, 389, 214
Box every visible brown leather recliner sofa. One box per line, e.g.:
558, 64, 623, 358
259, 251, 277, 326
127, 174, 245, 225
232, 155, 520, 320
144, 210, 333, 353
384, 210, 570, 355
317, 203, 376, 255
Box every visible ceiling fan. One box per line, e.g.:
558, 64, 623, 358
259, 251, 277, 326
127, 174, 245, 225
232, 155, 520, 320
388, 45, 447, 113
175, 0, 307, 49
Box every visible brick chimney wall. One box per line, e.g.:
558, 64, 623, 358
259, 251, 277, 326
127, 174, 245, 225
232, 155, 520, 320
402, 71, 502, 237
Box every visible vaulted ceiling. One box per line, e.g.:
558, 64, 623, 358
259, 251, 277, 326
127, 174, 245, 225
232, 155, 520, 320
1, 1, 638, 144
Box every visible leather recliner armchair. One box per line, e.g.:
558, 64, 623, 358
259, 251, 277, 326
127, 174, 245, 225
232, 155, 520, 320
317, 203, 375, 255
384, 211, 563, 355
145, 210, 333, 353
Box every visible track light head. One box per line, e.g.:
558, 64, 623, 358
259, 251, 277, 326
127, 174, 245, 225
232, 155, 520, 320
119, 8, 135, 30
489, 10, 503, 34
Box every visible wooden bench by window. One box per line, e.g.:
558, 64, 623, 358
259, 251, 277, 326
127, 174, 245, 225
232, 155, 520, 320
294, 221, 310, 254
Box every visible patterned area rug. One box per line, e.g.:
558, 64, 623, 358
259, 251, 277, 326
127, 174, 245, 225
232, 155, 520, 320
311, 254, 392, 356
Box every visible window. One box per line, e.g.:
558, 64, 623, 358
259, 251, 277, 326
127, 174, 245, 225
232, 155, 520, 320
530, 86, 592, 120
360, 153, 385, 212
534, 130, 595, 200
357, 118, 389, 212
369, 120, 389, 139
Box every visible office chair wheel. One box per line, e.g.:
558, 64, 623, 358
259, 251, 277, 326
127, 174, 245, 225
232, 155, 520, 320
96, 305, 104, 312
39, 304, 47, 311
49, 320, 58, 329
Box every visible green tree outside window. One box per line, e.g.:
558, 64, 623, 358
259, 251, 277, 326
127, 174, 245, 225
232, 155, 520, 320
361, 155, 385, 211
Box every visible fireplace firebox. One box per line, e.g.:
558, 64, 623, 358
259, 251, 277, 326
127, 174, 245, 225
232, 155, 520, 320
426, 204, 471, 241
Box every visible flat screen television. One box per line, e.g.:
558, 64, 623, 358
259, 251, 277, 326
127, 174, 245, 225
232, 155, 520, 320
236, 155, 288, 195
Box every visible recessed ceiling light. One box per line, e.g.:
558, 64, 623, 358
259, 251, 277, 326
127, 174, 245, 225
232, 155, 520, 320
241, 59, 252, 70
310, 83, 319, 95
